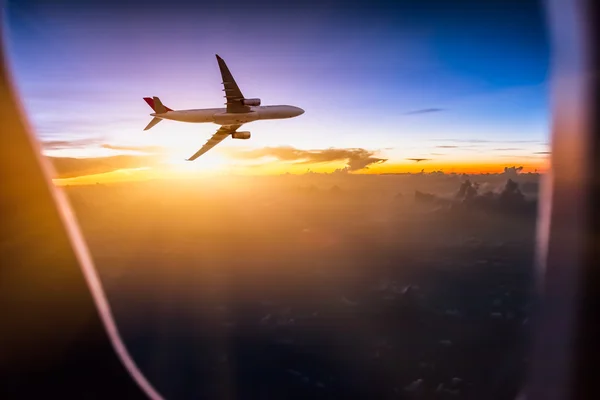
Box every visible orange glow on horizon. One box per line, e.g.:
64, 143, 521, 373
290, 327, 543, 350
360, 158, 549, 175
52, 157, 549, 186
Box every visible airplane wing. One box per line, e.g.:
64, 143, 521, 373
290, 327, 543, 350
216, 54, 251, 114
186, 124, 242, 161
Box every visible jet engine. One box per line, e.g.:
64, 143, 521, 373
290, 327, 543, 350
241, 98, 261, 106
232, 131, 251, 139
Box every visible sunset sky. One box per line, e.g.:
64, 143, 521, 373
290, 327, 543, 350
4, 0, 551, 183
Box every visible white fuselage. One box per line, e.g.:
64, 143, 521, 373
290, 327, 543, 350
151, 105, 304, 126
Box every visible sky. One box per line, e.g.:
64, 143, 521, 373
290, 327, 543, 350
3, 0, 551, 182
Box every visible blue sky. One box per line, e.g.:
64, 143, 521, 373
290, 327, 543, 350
3, 0, 551, 174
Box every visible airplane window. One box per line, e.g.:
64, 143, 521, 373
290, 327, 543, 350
3, 0, 550, 398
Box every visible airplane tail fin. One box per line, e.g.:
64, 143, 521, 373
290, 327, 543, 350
143, 117, 162, 131
143, 96, 173, 113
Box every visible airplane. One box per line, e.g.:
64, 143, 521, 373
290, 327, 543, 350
142, 54, 305, 161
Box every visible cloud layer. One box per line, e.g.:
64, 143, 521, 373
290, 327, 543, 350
434, 138, 541, 144
42, 137, 105, 150
101, 144, 165, 154
48, 155, 159, 179
229, 146, 387, 171
46, 145, 389, 179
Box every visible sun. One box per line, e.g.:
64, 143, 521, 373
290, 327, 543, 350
131, 124, 230, 173
167, 151, 229, 173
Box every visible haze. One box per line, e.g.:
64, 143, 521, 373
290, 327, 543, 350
64, 170, 539, 398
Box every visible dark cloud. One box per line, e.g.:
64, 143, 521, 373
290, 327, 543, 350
47, 155, 160, 179
502, 166, 524, 179
418, 178, 538, 217
459, 179, 537, 215
406, 158, 431, 163
533, 151, 551, 155
229, 146, 387, 171
404, 108, 445, 115
435, 145, 458, 149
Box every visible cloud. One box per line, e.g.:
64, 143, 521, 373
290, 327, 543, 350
42, 137, 105, 149
503, 166, 524, 178
41, 137, 167, 155
32, 114, 144, 137
497, 155, 543, 159
101, 144, 166, 155
404, 108, 445, 115
450, 178, 536, 215
533, 151, 551, 155
228, 146, 387, 171
435, 145, 458, 149
435, 138, 541, 144
33, 118, 136, 136
493, 148, 523, 151
22, 84, 117, 104
406, 158, 431, 163
48, 155, 160, 179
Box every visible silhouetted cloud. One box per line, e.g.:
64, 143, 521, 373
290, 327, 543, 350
502, 166, 524, 179
406, 158, 431, 163
421, 178, 538, 217
533, 151, 551, 155
48, 155, 159, 179
404, 108, 445, 115
229, 146, 387, 171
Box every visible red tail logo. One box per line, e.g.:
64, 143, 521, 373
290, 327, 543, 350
143, 97, 173, 112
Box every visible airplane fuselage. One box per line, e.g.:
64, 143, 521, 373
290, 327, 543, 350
143, 54, 304, 160
150, 105, 304, 126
